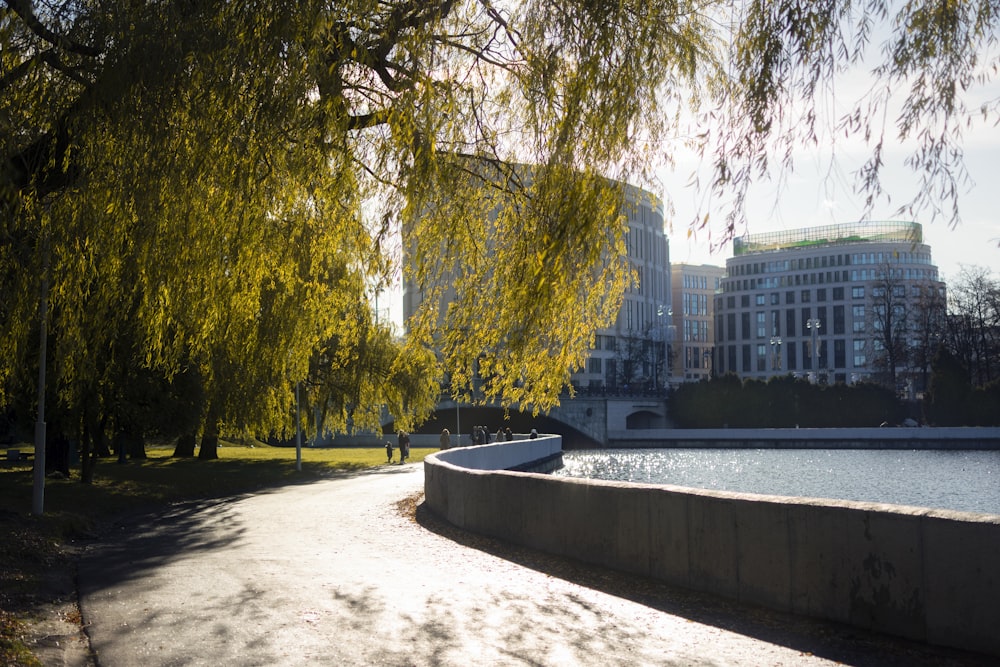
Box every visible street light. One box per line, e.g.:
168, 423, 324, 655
653, 305, 670, 392
769, 336, 783, 371
295, 380, 302, 472
806, 318, 822, 379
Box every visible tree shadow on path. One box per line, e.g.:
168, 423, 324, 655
411, 499, 995, 667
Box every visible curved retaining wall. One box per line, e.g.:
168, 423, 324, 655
424, 436, 1000, 658
608, 426, 1000, 449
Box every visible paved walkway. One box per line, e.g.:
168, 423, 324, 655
77, 464, 994, 666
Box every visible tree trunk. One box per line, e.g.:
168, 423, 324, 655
46, 430, 71, 478
112, 430, 127, 464
128, 430, 146, 460
198, 404, 221, 460
113, 428, 147, 461
198, 429, 219, 460
173, 433, 197, 457
94, 418, 112, 457
80, 419, 96, 484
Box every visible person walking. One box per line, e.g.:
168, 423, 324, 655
385, 440, 394, 464
397, 431, 410, 464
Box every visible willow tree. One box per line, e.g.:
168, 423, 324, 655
2, 1, 997, 446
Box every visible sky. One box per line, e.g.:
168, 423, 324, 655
662, 23, 1000, 285
662, 141, 1000, 285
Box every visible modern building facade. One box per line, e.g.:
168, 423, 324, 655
569, 184, 671, 392
713, 221, 945, 388
670, 263, 725, 382
401, 169, 670, 394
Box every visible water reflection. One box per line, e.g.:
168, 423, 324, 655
555, 449, 1000, 515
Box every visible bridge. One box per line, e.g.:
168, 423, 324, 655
385, 395, 673, 448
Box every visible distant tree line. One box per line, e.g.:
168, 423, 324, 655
672, 346, 1000, 428
671, 374, 905, 428
940, 267, 1000, 390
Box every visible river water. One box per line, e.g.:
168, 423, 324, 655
554, 448, 1000, 516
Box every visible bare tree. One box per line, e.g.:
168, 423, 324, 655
910, 281, 948, 395
868, 263, 910, 392
946, 267, 1000, 387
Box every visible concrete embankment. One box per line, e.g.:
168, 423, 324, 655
424, 435, 1000, 659
608, 426, 1000, 449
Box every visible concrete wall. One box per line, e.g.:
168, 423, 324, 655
609, 426, 1000, 449
327, 432, 532, 448
423, 438, 1000, 658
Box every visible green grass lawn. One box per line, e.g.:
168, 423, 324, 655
0, 441, 434, 665
1, 441, 432, 518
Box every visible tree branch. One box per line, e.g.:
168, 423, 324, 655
4, 0, 102, 57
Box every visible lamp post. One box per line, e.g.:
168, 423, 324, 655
806, 318, 821, 381
653, 306, 670, 392
295, 380, 302, 472
769, 336, 782, 371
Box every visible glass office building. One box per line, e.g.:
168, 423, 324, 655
713, 221, 945, 387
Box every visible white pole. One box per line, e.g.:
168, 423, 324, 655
32, 247, 49, 516
295, 381, 302, 472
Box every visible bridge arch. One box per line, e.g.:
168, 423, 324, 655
385, 400, 602, 449
384, 396, 672, 448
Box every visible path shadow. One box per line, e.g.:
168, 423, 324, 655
413, 500, 995, 667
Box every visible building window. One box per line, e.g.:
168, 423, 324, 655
770, 293, 779, 305
801, 290, 811, 303
817, 288, 827, 301
741, 312, 751, 339
588, 357, 602, 374
742, 345, 751, 372
756, 312, 766, 338
772, 310, 780, 336
834, 339, 846, 368
852, 286, 864, 299
787, 339, 797, 370
727, 313, 736, 342
756, 294, 766, 306
852, 305, 865, 333
757, 344, 767, 371
833, 305, 845, 335
786, 309, 795, 339
853, 339, 867, 367
786, 291, 795, 304
833, 286, 844, 300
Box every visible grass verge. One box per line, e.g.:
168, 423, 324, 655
0, 442, 432, 665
